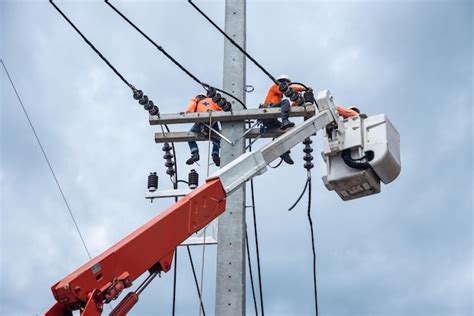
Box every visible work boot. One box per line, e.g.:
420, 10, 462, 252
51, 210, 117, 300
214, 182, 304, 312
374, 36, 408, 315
186, 152, 200, 165
280, 151, 294, 165
280, 118, 295, 131
212, 153, 221, 167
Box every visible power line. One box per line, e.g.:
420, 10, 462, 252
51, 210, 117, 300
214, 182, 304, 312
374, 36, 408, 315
307, 177, 319, 316
49, 0, 132, 90
1, 59, 92, 260
104, 0, 247, 109
247, 123, 265, 315
188, 0, 278, 85
245, 225, 259, 316
250, 178, 265, 316
50, 0, 160, 117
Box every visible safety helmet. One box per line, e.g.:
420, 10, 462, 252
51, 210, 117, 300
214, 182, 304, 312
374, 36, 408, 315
276, 74, 291, 83
196, 93, 207, 99
349, 106, 360, 114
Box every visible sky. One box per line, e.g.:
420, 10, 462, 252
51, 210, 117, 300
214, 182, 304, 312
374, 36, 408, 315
1, 0, 472, 315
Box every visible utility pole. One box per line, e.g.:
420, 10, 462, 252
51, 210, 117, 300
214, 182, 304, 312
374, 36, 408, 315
215, 0, 246, 315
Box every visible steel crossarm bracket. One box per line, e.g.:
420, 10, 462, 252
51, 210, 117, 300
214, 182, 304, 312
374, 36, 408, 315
149, 105, 316, 125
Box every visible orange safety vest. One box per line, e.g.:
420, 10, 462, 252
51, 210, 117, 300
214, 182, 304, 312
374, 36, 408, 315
336, 106, 359, 119
186, 97, 222, 113
263, 84, 306, 106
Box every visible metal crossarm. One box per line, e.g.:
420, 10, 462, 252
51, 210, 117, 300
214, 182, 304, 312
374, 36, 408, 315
154, 128, 286, 143
149, 105, 316, 125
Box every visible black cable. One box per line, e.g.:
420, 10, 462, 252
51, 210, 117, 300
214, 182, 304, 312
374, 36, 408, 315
188, 0, 278, 85
288, 177, 310, 211
247, 122, 265, 315
187, 245, 206, 316
307, 177, 319, 316
105, 0, 247, 109
268, 158, 283, 169
1, 59, 92, 260
172, 249, 178, 316
245, 225, 259, 316
49, 1, 133, 90
250, 178, 265, 316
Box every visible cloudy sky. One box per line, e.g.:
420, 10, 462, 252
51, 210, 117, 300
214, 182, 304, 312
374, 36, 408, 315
1, 0, 472, 315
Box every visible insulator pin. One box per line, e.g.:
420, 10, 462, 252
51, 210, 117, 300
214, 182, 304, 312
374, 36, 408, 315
188, 169, 199, 189
148, 172, 158, 192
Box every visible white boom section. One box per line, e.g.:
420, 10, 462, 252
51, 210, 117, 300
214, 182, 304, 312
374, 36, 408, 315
207, 108, 334, 194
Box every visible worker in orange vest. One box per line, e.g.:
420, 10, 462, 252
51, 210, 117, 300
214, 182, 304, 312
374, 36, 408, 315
261, 74, 307, 130
261, 74, 308, 164
185, 93, 222, 167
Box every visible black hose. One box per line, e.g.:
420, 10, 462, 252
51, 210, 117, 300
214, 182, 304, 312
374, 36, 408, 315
341, 149, 370, 170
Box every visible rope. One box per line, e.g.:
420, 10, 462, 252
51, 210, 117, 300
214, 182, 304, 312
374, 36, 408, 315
105, 0, 247, 109
1, 59, 92, 260
188, 0, 278, 85
49, 1, 133, 90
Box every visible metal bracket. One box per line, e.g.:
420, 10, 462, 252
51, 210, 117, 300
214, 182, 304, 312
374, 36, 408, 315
145, 188, 192, 200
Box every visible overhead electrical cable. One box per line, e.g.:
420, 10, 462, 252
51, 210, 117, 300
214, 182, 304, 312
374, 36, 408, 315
245, 224, 259, 316
49, 0, 160, 117
104, 0, 247, 110
247, 123, 265, 315
49, 1, 132, 90
307, 177, 319, 316
188, 0, 316, 109
187, 0, 278, 85
1, 59, 92, 260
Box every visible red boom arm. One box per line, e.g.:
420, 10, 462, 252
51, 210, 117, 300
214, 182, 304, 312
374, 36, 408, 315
46, 179, 226, 315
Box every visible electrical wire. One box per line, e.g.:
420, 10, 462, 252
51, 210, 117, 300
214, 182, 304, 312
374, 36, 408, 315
105, 0, 247, 109
246, 122, 265, 315
306, 177, 319, 316
249, 178, 265, 316
1, 59, 92, 260
188, 0, 278, 85
288, 177, 310, 211
172, 249, 178, 316
245, 226, 259, 316
49, 1, 133, 90
187, 245, 206, 316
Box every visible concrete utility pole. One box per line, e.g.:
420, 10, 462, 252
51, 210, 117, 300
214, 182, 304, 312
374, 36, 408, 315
215, 0, 246, 315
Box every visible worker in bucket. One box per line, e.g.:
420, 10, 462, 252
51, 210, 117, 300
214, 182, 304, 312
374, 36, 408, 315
336, 106, 361, 119
260, 74, 307, 165
185, 93, 222, 167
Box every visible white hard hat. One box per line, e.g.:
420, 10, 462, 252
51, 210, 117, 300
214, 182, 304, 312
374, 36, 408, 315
276, 74, 290, 82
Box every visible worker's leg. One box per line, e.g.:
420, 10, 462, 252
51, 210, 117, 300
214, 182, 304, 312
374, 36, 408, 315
278, 99, 295, 130
211, 122, 221, 167
187, 123, 201, 165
